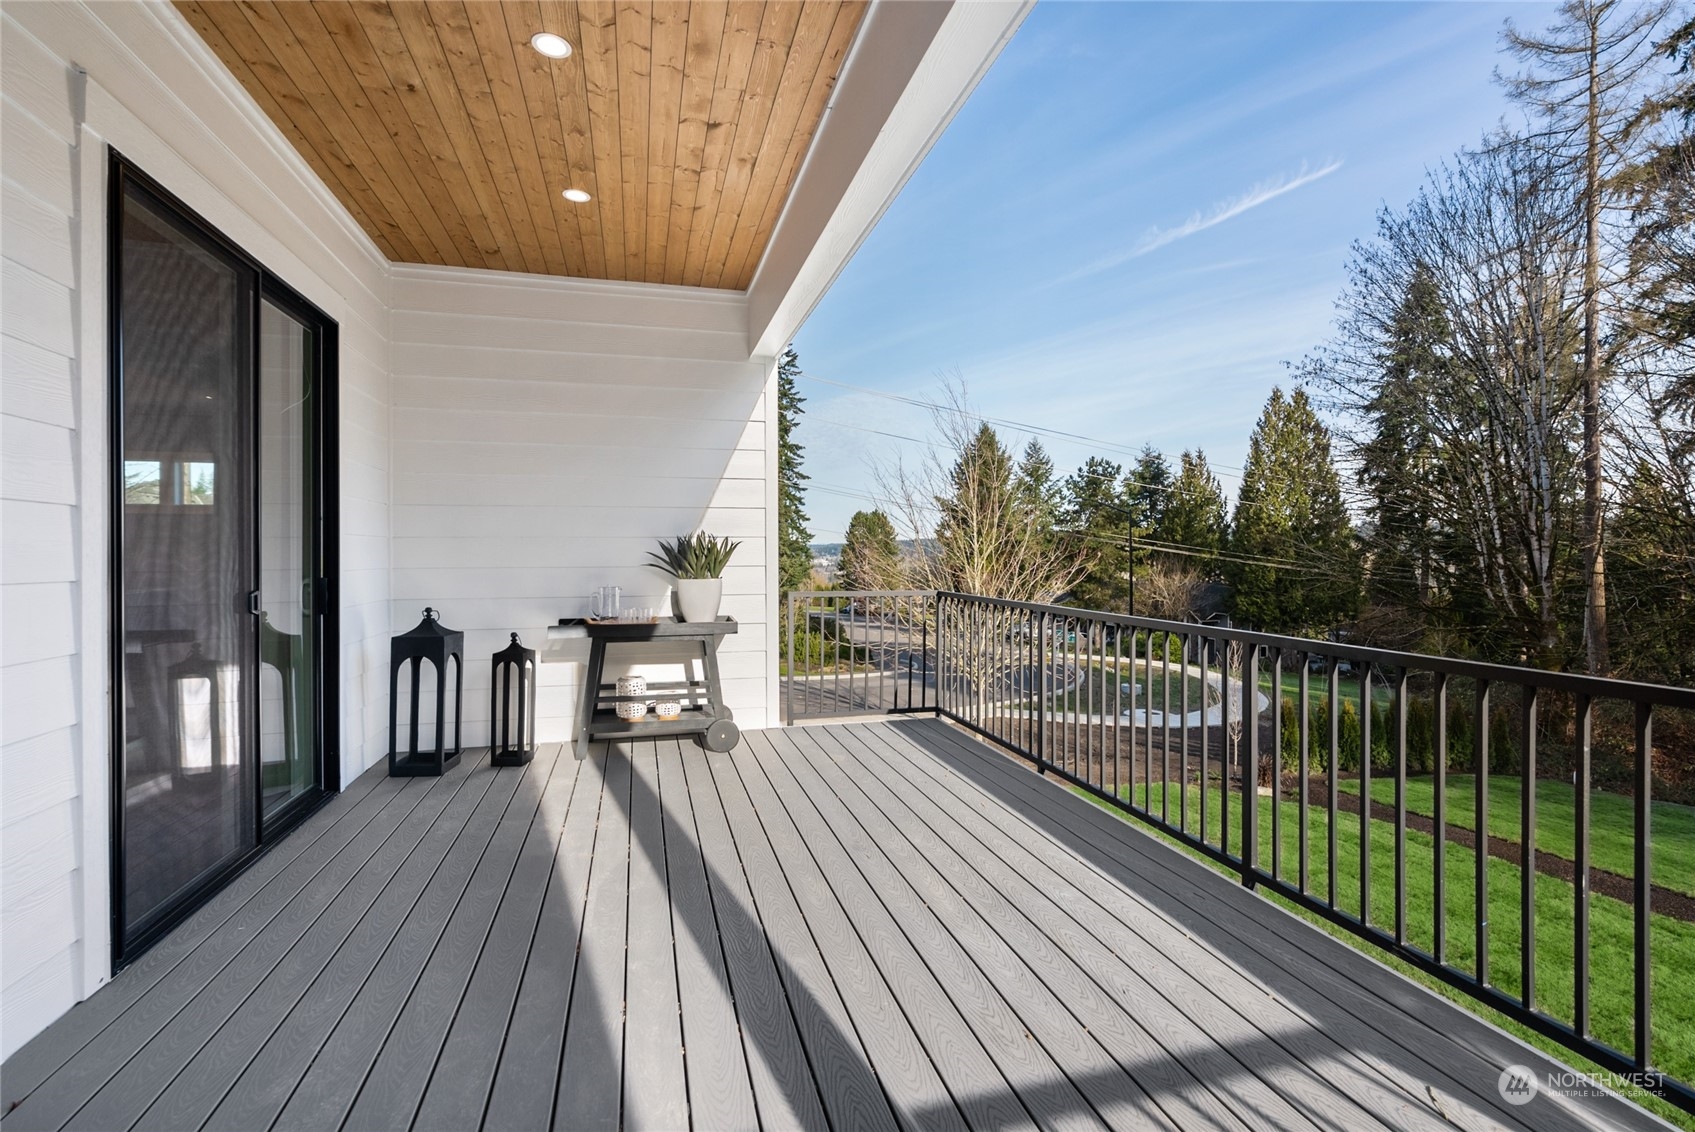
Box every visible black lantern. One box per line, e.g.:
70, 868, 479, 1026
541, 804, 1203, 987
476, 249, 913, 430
389, 607, 464, 776
490, 633, 537, 766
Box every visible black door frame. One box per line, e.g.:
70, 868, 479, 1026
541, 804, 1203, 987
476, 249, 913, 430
107, 149, 340, 969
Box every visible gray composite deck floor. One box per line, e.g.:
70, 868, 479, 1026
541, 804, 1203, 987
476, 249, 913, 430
0, 718, 1670, 1132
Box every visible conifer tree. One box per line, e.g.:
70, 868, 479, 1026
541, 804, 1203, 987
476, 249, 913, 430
840, 509, 900, 592
777, 349, 812, 594
1228, 388, 1359, 634
1059, 457, 1130, 612
1154, 449, 1230, 571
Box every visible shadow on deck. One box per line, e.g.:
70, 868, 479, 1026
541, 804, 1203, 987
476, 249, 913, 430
0, 718, 1669, 1131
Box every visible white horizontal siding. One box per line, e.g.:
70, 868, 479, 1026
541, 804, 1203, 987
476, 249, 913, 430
0, 0, 393, 1061
390, 265, 775, 744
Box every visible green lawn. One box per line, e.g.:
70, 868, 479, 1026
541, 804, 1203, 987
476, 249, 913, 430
1270, 667, 1394, 709
1079, 780, 1695, 1128
1335, 774, 1695, 899
1045, 659, 1211, 716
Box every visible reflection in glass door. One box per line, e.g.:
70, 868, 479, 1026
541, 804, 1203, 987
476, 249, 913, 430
115, 178, 256, 947
259, 300, 318, 821
111, 155, 335, 964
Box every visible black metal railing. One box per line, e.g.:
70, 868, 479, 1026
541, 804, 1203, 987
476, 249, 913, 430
921, 590, 1693, 1114
783, 591, 935, 723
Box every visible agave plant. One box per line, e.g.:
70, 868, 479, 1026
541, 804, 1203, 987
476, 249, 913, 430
647, 532, 741, 579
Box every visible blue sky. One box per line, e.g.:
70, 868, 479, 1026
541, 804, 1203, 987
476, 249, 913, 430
790, 0, 1557, 542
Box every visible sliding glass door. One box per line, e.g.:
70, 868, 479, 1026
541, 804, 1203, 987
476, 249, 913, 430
110, 154, 337, 963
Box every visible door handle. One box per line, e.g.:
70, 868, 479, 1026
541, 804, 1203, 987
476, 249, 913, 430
248, 590, 261, 616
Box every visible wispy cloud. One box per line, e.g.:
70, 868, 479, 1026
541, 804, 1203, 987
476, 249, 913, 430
1051, 158, 1344, 285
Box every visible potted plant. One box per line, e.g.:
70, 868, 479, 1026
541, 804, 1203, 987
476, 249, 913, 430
648, 532, 741, 622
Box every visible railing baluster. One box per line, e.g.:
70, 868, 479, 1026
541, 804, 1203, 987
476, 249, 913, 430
1476, 678, 1491, 987
1394, 668, 1408, 946
1328, 658, 1339, 910
1243, 643, 1259, 883
1360, 662, 1373, 926
1200, 638, 1210, 849
1434, 672, 1448, 964
1299, 652, 1310, 895
1227, 637, 1240, 857
1521, 686, 1537, 1011
1574, 693, 1591, 1038
1635, 701, 1653, 1071
1270, 647, 1282, 882
1163, 633, 1173, 825
1180, 633, 1191, 834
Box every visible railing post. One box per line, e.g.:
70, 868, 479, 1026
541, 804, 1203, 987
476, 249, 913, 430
784, 592, 796, 726
1242, 643, 1258, 887
1035, 610, 1049, 775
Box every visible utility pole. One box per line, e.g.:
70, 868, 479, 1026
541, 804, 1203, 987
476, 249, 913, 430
1127, 517, 1135, 616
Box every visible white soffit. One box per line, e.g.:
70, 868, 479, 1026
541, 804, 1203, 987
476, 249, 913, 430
745, 0, 1032, 358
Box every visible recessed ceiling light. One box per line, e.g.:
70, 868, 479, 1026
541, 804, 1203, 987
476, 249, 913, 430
530, 32, 572, 59
562, 188, 592, 203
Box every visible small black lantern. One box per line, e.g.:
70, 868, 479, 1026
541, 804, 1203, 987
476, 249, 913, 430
389, 607, 464, 776
490, 632, 537, 766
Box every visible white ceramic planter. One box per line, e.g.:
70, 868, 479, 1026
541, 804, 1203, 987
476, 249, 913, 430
674, 577, 723, 622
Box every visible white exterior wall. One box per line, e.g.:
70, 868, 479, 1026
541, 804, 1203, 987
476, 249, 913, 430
0, 0, 1023, 1069
0, 1, 394, 1058
389, 265, 779, 742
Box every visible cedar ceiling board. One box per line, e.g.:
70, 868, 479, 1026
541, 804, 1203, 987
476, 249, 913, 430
645, 1, 687, 285
699, 1, 804, 289
614, 0, 652, 282
576, 1, 628, 278
393, 3, 538, 274
518, 0, 593, 279
427, 0, 555, 277
540, 0, 607, 279
458, 0, 570, 277
664, 2, 728, 287
242, 0, 462, 265
178, 1, 866, 286
683, 1, 764, 287
727, 1, 864, 288
177, 1, 420, 263
719, 0, 849, 288
500, 0, 589, 277
300, 1, 482, 267
367, 1, 524, 273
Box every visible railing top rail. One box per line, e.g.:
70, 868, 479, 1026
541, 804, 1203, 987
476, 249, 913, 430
788, 590, 936, 599
936, 591, 1695, 709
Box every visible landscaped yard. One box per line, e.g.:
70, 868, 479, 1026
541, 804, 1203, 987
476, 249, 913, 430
1043, 659, 1212, 716
1079, 780, 1695, 1129
1337, 774, 1695, 898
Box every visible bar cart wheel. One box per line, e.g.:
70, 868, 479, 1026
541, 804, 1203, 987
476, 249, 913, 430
702, 718, 740, 753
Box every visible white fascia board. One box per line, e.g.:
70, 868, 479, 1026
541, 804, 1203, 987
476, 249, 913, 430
745, 0, 1032, 359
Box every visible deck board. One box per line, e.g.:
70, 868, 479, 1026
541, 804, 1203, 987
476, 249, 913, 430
1, 719, 1671, 1132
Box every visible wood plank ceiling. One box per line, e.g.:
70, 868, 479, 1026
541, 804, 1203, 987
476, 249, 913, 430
174, 1, 868, 289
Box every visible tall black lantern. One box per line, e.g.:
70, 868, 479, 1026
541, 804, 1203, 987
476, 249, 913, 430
490, 633, 537, 766
169, 644, 236, 777
388, 608, 464, 777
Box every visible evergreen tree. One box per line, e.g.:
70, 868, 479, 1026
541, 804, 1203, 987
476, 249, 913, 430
1356, 265, 1451, 615
1013, 438, 1061, 528
1154, 449, 1230, 571
1127, 444, 1172, 533
776, 348, 812, 593
1228, 388, 1359, 634
840, 509, 900, 592
1059, 457, 1130, 612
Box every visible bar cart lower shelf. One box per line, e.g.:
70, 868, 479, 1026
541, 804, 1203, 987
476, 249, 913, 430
560, 616, 740, 758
